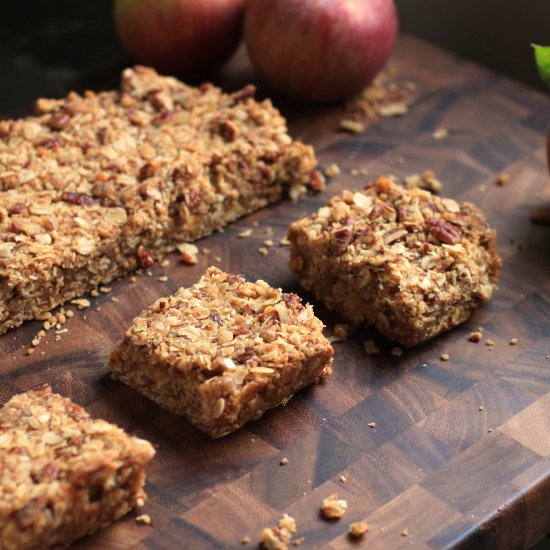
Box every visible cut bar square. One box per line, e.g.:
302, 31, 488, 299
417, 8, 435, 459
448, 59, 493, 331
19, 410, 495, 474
0, 385, 155, 549
288, 177, 501, 346
108, 266, 333, 437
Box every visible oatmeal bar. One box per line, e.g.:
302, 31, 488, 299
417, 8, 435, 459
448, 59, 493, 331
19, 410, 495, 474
0, 66, 322, 333
0, 385, 155, 550
108, 266, 333, 437
288, 176, 501, 346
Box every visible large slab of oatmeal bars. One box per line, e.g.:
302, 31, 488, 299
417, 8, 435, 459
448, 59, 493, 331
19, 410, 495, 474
1, 36, 550, 550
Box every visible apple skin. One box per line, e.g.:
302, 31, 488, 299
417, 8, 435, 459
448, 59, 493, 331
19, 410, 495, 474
244, 0, 398, 103
114, 0, 245, 77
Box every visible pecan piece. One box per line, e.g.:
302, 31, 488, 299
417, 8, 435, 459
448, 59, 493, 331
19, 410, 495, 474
230, 84, 256, 105
36, 136, 60, 150
146, 89, 166, 111
8, 203, 26, 216
137, 245, 154, 268
48, 112, 70, 131
368, 204, 384, 220
225, 273, 245, 285
60, 191, 98, 206
282, 293, 302, 308
218, 117, 238, 141
138, 162, 157, 181
332, 227, 353, 256
426, 218, 462, 244
310, 169, 326, 191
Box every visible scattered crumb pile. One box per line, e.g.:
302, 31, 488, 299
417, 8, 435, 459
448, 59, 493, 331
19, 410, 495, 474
346, 71, 416, 120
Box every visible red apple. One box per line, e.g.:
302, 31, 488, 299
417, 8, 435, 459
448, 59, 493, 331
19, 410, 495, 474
244, 0, 398, 103
114, 0, 245, 77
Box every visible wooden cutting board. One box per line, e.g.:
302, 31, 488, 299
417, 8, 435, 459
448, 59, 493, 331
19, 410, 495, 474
2, 36, 550, 549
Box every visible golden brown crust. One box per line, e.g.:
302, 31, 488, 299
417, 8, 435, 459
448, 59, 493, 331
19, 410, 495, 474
288, 177, 501, 346
0, 385, 155, 550
109, 267, 333, 437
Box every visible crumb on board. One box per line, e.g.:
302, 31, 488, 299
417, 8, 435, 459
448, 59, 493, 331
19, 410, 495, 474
339, 118, 365, 134
242, 535, 251, 545
401, 527, 409, 537
390, 346, 402, 357
239, 229, 253, 238
339, 475, 347, 483
378, 102, 408, 117
432, 127, 449, 140
368, 421, 376, 428
485, 339, 495, 347
99, 286, 111, 293
440, 353, 449, 361
278, 515, 296, 535
496, 173, 510, 186
329, 323, 350, 343
404, 170, 442, 193
325, 163, 341, 177
260, 514, 297, 550
309, 169, 326, 192
292, 537, 305, 546
177, 242, 199, 264
350, 167, 370, 178
280, 457, 289, 466
70, 298, 91, 309
363, 340, 380, 355
509, 338, 518, 346
158, 275, 168, 282
349, 522, 369, 538
259, 247, 269, 256
321, 494, 348, 520
135, 514, 151, 525
468, 331, 482, 342
161, 259, 170, 268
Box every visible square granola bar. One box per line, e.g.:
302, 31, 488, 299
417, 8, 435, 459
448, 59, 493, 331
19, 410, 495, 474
108, 267, 333, 437
288, 176, 501, 346
0, 385, 155, 549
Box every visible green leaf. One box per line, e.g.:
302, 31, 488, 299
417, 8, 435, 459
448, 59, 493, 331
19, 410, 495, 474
532, 43, 550, 88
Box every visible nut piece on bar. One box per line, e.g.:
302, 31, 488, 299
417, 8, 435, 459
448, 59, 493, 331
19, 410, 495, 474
288, 176, 501, 346
0, 385, 155, 550
0, 65, 323, 334
108, 266, 333, 438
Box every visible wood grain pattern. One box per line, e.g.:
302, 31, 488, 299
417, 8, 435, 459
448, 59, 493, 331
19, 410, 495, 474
1, 35, 550, 549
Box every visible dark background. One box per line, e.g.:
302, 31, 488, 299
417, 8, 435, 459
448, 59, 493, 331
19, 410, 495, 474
0, 0, 548, 112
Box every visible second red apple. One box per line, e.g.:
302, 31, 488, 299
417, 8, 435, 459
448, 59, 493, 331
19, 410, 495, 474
244, 0, 398, 103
